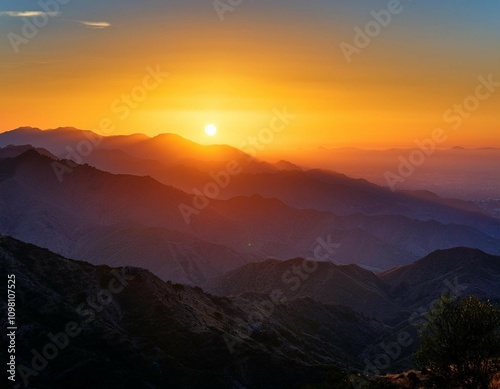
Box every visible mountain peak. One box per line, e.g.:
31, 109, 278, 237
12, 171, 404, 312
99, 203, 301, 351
0, 145, 57, 160
49, 126, 82, 132
420, 246, 494, 263
274, 160, 302, 171
10, 126, 42, 133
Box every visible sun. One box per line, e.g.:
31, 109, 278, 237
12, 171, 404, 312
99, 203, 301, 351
205, 124, 217, 137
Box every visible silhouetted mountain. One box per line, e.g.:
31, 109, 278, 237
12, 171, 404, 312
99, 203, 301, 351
2, 239, 499, 386
381, 247, 500, 310
1, 148, 499, 281
282, 146, 500, 200
165, 167, 500, 238
208, 258, 399, 320
0, 149, 253, 284
80, 148, 167, 178
0, 235, 387, 389
273, 160, 302, 171
210, 248, 500, 323
0, 144, 57, 160
0, 127, 247, 167
3, 128, 498, 241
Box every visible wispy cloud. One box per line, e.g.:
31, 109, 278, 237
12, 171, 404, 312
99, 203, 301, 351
0, 11, 60, 17
79, 20, 111, 29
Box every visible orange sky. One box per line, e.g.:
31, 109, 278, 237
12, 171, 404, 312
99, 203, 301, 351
1, 1, 499, 151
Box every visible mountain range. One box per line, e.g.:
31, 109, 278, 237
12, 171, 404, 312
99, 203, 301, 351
0, 235, 384, 388
280, 145, 500, 201
2, 235, 499, 388
1, 127, 500, 284
1, 127, 499, 388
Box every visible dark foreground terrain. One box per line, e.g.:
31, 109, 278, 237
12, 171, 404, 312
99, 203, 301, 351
2, 235, 499, 388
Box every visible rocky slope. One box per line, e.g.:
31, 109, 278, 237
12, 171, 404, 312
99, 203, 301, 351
0, 235, 388, 389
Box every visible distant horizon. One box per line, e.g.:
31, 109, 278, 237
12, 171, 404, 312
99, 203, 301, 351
2, 1, 500, 151
1, 125, 499, 152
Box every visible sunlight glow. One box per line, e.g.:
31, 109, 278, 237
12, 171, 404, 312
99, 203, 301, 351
205, 124, 217, 137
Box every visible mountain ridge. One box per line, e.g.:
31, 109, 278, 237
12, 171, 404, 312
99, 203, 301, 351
1, 147, 499, 283
0, 235, 388, 388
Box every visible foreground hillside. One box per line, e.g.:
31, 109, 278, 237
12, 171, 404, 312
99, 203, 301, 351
2, 236, 499, 388
1, 235, 389, 389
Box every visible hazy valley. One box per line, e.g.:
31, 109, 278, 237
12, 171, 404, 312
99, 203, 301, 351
1, 127, 499, 388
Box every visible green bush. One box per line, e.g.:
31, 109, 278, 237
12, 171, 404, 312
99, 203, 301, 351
416, 294, 500, 389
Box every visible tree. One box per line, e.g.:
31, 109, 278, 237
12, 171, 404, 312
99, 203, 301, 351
416, 294, 500, 389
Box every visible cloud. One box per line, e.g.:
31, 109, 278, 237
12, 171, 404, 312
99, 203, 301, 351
79, 20, 111, 29
0, 11, 60, 17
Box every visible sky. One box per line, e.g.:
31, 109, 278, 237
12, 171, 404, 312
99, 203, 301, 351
1, 0, 499, 151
